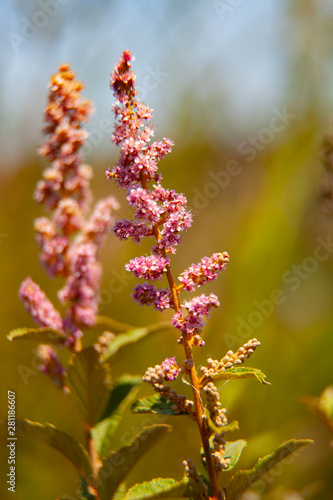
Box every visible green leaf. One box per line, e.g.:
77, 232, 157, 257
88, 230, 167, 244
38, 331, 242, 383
114, 483, 127, 500
204, 408, 239, 435
67, 347, 111, 426
78, 478, 96, 500
223, 420, 240, 433
16, 419, 92, 479
124, 477, 208, 500
7, 327, 66, 346
100, 375, 142, 421
132, 395, 188, 416
96, 316, 134, 332
98, 424, 172, 500
102, 322, 171, 361
207, 366, 269, 385
301, 385, 333, 432
92, 375, 142, 458
223, 440, 247, 471
226, 439, 314, 499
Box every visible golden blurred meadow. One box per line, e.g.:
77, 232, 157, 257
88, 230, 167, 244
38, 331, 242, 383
1, 1, 333, 499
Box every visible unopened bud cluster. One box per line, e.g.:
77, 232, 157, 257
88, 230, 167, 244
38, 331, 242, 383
183, 458, 209, 498
211, 434, 230, 472
94, 331, 116, 353
200, 338, 261, 380
203, 382, 228, 428
143, 361, 195, 417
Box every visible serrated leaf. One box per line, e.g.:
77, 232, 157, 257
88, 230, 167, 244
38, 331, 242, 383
124, 477, 208, 500
98, 424, 172, 500
92, 375, 142, 458
200, 439, 246, 473
223, 440, 247, 471
67, 347, 111, 426
16, 419, 92, 479
7, 327, 66, 346
114, 483, 127, 500
132, 395, 188, 416
102, 322, 171, 361
226, 438, 313, 499
207, 366, 269, 385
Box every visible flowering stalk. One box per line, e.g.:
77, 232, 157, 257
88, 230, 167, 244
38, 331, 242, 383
15, 64, 121, 490
108, 51, 240, 499
20, 63, 119, 355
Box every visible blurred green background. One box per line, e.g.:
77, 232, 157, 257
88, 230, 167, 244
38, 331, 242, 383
1, 1, 333, 499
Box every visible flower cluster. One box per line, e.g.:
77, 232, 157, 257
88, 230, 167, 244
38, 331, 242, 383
203, 382, 228, 429
126, 255, 170, 281
20, 63, 118, 358
108, 51, 228, 349
143, 358, 181, 386
172, 294, 220, 347
211, 434, 230, 472
178, 252, 229, 292
132, 283, 171, 311
183, 459, 209, 498
19, 278, 64, 332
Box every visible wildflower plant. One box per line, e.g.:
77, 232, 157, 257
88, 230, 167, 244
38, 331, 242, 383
6, 53, 312, 500
105, 51, 312, 500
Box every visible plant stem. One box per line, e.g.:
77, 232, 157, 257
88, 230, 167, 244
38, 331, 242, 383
164, 262, 220, 499
180, 334, 220, 500
85, 424, 102, 497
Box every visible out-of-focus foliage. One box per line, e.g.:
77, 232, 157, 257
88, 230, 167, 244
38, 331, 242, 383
1, 1, 333, 499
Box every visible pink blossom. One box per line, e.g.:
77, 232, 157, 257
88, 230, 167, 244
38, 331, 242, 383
178, 252, 229, 292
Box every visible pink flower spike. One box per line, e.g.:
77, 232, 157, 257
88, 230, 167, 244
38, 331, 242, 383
19, 278, 64, 332
178, 252, 229, 292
